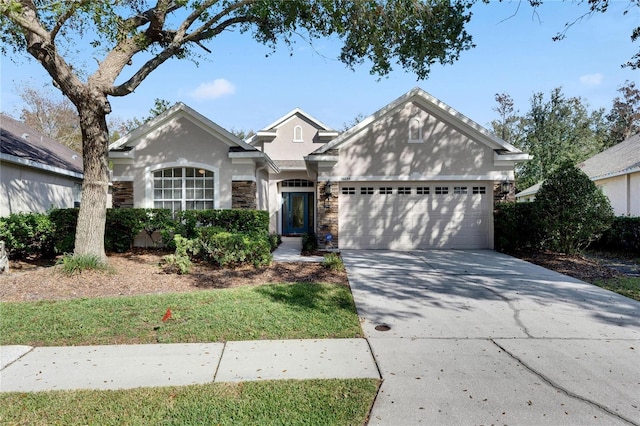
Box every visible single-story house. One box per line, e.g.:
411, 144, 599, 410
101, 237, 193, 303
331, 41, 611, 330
516, 134, 640, 216
108, 87, 530, 249
0, 114, 83, 217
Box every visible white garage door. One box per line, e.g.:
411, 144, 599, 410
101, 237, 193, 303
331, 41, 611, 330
339, 182, 492, 249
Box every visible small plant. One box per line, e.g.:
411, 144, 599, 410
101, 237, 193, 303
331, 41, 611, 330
323, 252, 345, 271
302, 232, 318, 254
162, 234, 197, 274
57, 254, 109, 275
269, 233, 282, 251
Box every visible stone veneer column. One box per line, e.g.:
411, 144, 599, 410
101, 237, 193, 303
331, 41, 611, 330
232, 181, 257, 209
316, 181, 339, 249
112, 181, 134, 208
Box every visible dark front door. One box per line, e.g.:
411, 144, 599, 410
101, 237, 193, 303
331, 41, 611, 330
283, 192, 310, 235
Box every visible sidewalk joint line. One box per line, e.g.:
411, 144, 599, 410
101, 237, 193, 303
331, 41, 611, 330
211, 342, 226, 384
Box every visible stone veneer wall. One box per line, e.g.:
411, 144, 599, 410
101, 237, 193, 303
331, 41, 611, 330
112, 181, 134, 208
232, 181, 257, 209
316, 181, 339, 249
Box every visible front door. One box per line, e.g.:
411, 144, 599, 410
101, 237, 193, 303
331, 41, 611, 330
283, 192, 309, 235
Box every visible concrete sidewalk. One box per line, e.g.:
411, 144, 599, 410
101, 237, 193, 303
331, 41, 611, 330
272, 237, 325, 262
0, 338, 379, 392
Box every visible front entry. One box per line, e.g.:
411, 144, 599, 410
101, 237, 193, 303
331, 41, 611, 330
283, 192, 311, 235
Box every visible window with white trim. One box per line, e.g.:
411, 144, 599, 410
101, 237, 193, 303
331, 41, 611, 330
342, 187, 355, 195
293, 125, 303, 142
454, 186, 468, 194
435, 186, 449, 195
416, 187, 430, 195
398, 187, 411, 195
379, 187, 393, 195
472, 186, 486, 194
281, 179, 314, 187
360, 187, 374, 195
153, 167, 214, 212
408, 117, 423, 143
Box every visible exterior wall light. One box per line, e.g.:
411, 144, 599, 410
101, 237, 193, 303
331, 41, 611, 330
500, 180, 510, 194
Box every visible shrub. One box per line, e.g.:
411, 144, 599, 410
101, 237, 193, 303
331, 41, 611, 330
301, 232, 318, 254
268, 233, 282, 252
494, 202, 542, 252
49, 208, 78, 253
323, 253, 345, 271
0, 212, 54, 259
535, 162, 614, 254
140, 209, 174, 247
56, 254, 110, 275
595, 216, 640, 253
198, 227, 272, 268
105, 209, 147, 252
162, 234, 197, 274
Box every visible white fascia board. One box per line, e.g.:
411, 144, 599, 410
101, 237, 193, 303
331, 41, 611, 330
111, 176, 135, 182
228, 151, 280, 173
1, 153, 84, 180
232, 175, 257, 182
261, 108, 336, 133
318, 131, 340, 138
316, 173, 510, 182
109, 150, 136, 160
590, 166, 640, 181
305, 154, 339, 162
248, 130, 278, 144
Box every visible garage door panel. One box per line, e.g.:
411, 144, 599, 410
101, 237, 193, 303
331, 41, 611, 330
339, 182, 492, 250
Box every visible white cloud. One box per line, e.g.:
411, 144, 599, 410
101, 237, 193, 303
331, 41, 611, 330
579, 73, 604, 87
190, 79, 236, 100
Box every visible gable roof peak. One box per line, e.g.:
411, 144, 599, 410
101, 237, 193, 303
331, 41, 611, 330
260, 107, 335, 132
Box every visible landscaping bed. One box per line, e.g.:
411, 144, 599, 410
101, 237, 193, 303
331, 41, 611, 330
0, 249, 347, 303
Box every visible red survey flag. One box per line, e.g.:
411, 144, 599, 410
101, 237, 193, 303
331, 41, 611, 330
162, 308, 172, 322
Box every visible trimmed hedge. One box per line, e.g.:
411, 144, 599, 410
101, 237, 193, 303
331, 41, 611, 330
0, 212, 54, 259
595, 216, 640, 252
494, 202, 541, 252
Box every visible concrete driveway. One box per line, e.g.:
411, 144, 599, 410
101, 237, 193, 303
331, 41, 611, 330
343, 250, 640, 425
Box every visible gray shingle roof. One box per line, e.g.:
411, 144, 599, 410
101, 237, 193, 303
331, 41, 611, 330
0, 114, 83, 175
578, 134, 640, 179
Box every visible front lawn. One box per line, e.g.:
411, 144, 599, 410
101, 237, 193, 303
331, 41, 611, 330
0, 379, 379, 425
593, 277, 640, 302
0, 283, 362, 346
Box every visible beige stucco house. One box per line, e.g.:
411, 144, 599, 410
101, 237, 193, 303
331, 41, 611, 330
516, 134, 640, 217
109, 88, 530, 249
1, 114, 83, 217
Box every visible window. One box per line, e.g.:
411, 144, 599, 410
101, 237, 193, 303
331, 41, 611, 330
153, 167, 214, 212
408, 117, 423, 143
281, 179, 314, 187
454, 186, 468, 194
472, 186, 486, 194
293, 125, 303, 142
398, 187, 411, 195
435, 186, 449, 195
416, 187, 430, 195
360, 187, 374, 195
379, 187, 393, 195
342, 187, 355, 195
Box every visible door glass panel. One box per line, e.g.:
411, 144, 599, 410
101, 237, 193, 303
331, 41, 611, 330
292, 195, 305, 228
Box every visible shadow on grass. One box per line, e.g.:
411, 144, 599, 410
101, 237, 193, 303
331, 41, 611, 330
254, 283, 355, 312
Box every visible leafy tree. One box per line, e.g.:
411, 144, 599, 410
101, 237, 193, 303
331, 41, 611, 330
606, 80, 640, 146
490, 92, 521, 145
17, 84, 82, 152
1, 0, 476, 261
535, 162, 613, 254
513, 88, 608, 190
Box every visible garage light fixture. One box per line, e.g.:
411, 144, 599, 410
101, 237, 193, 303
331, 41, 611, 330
500, 181, 510, 195
324, 181, 333, 209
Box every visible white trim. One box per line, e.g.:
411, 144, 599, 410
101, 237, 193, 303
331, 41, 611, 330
293, 125, 303, 142
408, 117, 423, 144
317, 172, 513, 182
0, 152, 83, 180
144, 161, 220, 209
111, 176, 135, 182
232, 175, 256, 182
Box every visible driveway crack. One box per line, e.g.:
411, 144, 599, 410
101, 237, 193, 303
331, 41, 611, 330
491, 339, 639, 426
474, 281, 533, 338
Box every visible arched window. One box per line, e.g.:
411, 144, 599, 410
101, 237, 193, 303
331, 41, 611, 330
408, 118, 423, 143
153, 167, 214, 212
293, 125, 303, 142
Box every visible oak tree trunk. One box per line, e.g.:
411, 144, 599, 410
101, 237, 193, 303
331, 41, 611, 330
74, 101, 110, 262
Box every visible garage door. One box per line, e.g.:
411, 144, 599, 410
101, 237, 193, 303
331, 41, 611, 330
339, 182, 492, 249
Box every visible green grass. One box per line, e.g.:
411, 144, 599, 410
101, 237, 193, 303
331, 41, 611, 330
0, 283, 362, 346
0, 379, 379, 425
593, 276, 640, 302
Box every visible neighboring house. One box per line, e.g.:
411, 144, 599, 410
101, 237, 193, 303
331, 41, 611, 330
109, 88, 530, 250
0, 114, 83, 217
516, 134, 640, 216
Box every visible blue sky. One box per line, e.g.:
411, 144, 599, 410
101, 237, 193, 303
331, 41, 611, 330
1, 1, 638, 134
